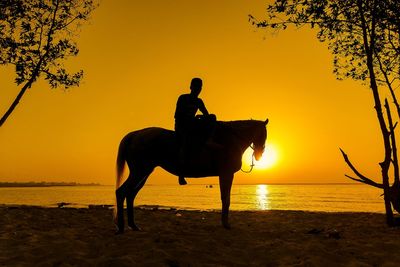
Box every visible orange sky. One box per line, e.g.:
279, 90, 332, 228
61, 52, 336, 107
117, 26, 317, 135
0, 0, 386, 185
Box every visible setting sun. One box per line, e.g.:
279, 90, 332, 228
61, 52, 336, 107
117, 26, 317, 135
243, 144, 279, 170
257, 144, 279, 169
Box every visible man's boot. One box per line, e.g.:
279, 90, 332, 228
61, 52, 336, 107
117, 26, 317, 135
179, 175, 187, 185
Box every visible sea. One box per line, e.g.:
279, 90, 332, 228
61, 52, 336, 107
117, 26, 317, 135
0, 184, 386, 213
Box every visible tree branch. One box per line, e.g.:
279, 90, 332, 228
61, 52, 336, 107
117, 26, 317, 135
340, 148, 383, 188
374, 48, 400, 118
345, 174, 383, 188
388, 26, 400, 56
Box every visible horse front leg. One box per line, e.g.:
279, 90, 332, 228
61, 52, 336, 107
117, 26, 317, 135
219, 172, 234, 229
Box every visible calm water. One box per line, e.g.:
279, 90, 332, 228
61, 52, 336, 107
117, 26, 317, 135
0, 184, 385, 213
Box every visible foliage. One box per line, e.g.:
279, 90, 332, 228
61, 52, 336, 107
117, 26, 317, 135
0, 0, 98, 126
0, 0, 97, 88
250, 0, 400, 86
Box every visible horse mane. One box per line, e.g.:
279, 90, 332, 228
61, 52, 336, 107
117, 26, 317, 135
220, 119, 263, 132
213, 119, 264, 146
222, 119, 262, 124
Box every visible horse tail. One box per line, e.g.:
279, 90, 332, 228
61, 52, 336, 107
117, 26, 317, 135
116, 136, 128, 189
114, 135, 128, 227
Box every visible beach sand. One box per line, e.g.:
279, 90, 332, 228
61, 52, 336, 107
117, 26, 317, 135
1, 206, 400, 266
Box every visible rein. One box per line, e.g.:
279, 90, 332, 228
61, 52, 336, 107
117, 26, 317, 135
241, 145, 255, 173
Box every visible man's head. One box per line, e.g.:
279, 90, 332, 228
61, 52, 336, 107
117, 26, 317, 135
190, 78, 202, 96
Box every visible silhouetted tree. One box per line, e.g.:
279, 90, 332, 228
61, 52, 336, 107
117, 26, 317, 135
251, 0, 400, 225
0, 0, 98, 127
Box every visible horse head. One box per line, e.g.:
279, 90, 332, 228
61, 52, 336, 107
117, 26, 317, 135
253, 119, 268, 161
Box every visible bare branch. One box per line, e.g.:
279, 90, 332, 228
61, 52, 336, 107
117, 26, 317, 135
340, 148, 384, 188
345, 174, 383, 188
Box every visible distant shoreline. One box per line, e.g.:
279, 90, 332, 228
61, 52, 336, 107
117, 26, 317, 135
0, 182, 101, 187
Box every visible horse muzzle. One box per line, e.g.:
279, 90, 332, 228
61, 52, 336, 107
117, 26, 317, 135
254, 151, 263, 161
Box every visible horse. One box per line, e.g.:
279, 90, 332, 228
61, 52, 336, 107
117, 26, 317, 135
114, 118, 269, 233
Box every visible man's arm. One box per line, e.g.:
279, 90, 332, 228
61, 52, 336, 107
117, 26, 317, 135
198, 99, 209, 116
174, 95, 184, 119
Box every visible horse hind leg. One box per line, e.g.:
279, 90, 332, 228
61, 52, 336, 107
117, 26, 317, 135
126, 165, 153, 231
115, 179, 129, 234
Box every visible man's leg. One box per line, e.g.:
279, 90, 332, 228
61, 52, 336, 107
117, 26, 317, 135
178, 146, 187, 185
178, 132, 187, 185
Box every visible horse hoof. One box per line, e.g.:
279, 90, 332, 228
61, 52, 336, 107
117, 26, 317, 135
222, 222, 231, 230
115, 229, 124, 235
128, 225, 141, 231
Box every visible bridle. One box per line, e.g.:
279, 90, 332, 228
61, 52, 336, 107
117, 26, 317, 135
241, 144, 256, 173
240, 139, 265, 173
213, 120, 269, 174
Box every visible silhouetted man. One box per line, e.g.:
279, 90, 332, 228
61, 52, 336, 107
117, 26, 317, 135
174, 77, 214, 185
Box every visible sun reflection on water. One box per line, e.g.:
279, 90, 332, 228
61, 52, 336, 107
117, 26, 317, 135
256, 184, 270, 210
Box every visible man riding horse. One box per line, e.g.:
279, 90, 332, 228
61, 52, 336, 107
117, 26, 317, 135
174, 77, 219, 185
114, 77, 268, 233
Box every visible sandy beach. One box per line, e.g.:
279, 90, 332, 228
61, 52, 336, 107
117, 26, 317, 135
1, 206, 400, 266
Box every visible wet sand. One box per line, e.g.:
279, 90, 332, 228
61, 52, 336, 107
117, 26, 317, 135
1, 206, 400, 266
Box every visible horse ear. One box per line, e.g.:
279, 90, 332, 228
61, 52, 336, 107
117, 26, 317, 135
264, 118, 269, 125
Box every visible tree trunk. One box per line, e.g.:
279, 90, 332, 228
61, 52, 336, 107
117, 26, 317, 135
358, 0, 394, 225
1, 51, 46, 127
0, 80, 32, 127
385, 99, 400, 216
